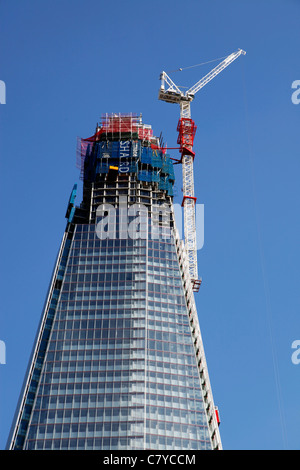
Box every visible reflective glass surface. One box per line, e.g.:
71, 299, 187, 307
22, 222, 212, 450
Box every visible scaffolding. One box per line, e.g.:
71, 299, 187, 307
76, 113, 175, 197
100, 113, 153, 142
76, 113, 157, 179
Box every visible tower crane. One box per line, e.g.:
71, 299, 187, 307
158, 48, 246, 291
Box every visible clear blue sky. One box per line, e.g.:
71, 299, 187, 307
0, 0, 299, 450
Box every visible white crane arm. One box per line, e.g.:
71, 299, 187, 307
185, 49, 246, 98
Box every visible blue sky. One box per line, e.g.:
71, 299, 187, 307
0, 0, 299, 450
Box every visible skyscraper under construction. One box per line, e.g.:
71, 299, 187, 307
7, 113, 222, 451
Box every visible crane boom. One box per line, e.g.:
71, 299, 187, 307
186, 49, 246, 98
158, 49, 246, 290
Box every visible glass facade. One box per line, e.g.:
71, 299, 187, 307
7, 114, 221, 450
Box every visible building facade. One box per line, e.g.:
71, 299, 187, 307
7, 114, 221, 450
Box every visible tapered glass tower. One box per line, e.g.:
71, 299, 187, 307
7, 114, 221, 451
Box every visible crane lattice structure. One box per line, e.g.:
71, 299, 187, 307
158, 48, 246, 291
